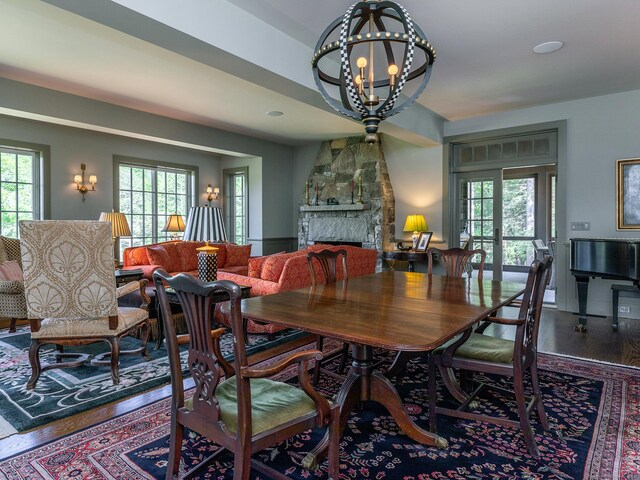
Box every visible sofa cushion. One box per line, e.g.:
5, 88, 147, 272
248, 251, 286, 278
211, 243, 227, 267
260, 252, 302, 283
146, 245, 175, 271
128, 246, 151, 266
226, 244, 252, 267
175, 241, 204, 272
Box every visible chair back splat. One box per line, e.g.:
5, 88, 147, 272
153, 269, 340, 480
427, 247, 487, 279
307, 248, 348, 286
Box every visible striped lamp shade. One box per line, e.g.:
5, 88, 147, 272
183, 206, 227, 242
98, 211, 131, 238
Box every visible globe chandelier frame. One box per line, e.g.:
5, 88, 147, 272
312, 0, 436, 143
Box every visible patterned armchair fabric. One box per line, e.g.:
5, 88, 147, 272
20, 221, 118, 321
19, 220, 150, 389
0, 236, 27, 329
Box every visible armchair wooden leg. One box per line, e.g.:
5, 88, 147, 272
514, 371, 539, 458
233, 450, 251, 480
530, 362, 549, 431
26, 339, 43, 390
337, 343, 350, 374
139, 321, 150, 359
109, 337, 120, 385
9, 318, 16, 333
166, 414, 183, 480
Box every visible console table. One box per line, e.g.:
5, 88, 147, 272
383, 250, 428, 272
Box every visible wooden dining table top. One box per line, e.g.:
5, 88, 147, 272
238, 271, 525, 352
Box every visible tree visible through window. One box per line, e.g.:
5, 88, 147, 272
118, 162, 193, 257
0, 147, 39, 237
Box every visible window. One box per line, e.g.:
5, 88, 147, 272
502, 176, 536, 267
223, 167, 248, 244
117, 159, 195, 257
0, 146, 42, 237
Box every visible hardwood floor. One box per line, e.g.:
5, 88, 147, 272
1, 308, 638, 461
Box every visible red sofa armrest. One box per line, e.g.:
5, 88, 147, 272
121, 265, 161, 280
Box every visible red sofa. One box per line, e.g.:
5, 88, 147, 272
122, 240, 252, 279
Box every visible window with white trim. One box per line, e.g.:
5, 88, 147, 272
0, 146, 42, 237
117, 161, 195, 256
223, 167, 248, 244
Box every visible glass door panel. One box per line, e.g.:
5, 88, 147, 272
454, 170, 503, 280
502, 177, 536, 268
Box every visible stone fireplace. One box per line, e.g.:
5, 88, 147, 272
298, 137, 395, 268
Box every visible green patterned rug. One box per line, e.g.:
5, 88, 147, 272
0, 327, 308, 437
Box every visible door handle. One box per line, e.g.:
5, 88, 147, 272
494, 228, 500, 246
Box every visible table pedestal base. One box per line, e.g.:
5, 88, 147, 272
304, 344, 447, 468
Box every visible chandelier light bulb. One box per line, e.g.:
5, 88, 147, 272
357, 57, 368, 68
388, 64, 399, 76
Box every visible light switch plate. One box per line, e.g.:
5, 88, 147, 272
570, 222, 591, 231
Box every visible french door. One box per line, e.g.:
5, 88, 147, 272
453, 170, 503, 280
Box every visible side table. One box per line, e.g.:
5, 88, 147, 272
115, 268, 143, 286
156, 284, 252, 349
382, 250, 428, 272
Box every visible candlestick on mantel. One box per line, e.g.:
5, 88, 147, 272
305, 181, 310, 206
315, 182, 319, 206
357, 176, 363, 204
351, 179, 355, 204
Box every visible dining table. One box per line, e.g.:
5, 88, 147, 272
236, 270, 526, 466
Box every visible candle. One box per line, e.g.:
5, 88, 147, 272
316, 183, 319, 194
351, 179, 354, 192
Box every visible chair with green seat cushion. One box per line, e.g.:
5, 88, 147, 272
154, 269, 340, 480
429, 256, 553, 459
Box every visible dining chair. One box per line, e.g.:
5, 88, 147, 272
307, 249, 350, 385
428, 256, 553, 458
427, 246, 486, 279
153, 270, 340, 480
19, 220, 150, 389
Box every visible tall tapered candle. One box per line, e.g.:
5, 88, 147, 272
351, 179, 354, 192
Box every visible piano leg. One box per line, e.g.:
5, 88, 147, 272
575, 275, 589, 332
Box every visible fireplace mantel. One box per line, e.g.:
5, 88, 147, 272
300, 204, 370, 212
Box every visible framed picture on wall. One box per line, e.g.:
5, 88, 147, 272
617, 158, 640, 230
415, 232, 433, 252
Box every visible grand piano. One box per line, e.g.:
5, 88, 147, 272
570, 237, 640, 332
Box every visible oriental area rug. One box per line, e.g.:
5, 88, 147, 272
0, 327, 307, 437
1, 352, 638, 479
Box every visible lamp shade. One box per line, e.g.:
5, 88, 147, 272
99, 211, 131, 238
183, 206, 227, 243
403, 214, 427, 233
162, 214, 186, 233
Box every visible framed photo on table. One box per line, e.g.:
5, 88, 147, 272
414, 232, 433, 252
617, 158, 640, 230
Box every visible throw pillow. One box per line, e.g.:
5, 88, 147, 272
175, 241, 204, 272
225, 244, 252, 267
248, 251, 286, 278
0, 260, 23, 281
146, 245, 175, 272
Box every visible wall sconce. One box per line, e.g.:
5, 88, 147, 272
206, 184, 220, 205
74, 163, 96, 202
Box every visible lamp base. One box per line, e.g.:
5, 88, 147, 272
411, 231, 420, 250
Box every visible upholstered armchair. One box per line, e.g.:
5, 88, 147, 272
0, 236, 27, 332
19, 220, 150, 390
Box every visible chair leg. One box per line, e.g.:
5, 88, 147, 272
108, 337, 120, 385
9, 318, 16, 333
27, 340, 44, 390
166, 415, 183, 480
326, 406, 340, 480
428, 354, 437, 433
530, 362, 550, 431
139, 321, 150, 359
233, 449, 251, 480
514, 371, 539, 458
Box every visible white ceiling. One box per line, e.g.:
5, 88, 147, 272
2, 0, 640, 145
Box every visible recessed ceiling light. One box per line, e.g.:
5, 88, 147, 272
266, 110, 284, 117
533, 41, 564, 54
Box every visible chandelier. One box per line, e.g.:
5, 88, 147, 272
312, 0, 436, 143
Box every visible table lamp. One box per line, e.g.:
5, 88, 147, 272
403, 214, 427, 251
98, 211, 131, 267
183, 206, 227, 281
162, 214, 185, 240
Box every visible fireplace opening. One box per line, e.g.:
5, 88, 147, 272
314, 241, 363, 248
